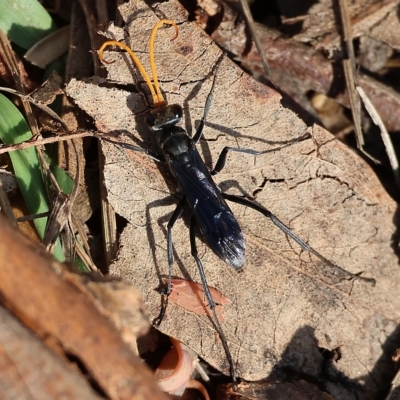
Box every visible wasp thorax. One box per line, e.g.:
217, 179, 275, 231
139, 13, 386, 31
146, 104, 183, 131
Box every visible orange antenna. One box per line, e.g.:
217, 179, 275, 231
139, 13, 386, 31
98, 20, 179, 107
149, 20, 179, 106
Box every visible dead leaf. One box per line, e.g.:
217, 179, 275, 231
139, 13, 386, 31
167, 278, 231, 321
30, 71, 63, 104
25, 26, 70, 69
66, 0, 400, 397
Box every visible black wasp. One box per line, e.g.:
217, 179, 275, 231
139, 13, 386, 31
98, 19, 375, 386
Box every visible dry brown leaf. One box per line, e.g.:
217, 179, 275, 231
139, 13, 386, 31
30, 71, 63, 104
66, 0, 400, 397
167, 278, 231, 321
25, 26, 70, 69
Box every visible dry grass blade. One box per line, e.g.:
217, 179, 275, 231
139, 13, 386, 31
43, 138, 82, 263
338, 0, 363, 148
356, 85, 400, 190
239, 0, 272, 81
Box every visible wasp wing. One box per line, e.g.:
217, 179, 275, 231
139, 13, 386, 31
167, 143, 245, 270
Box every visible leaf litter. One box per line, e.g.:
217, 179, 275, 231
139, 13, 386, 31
66, 0, 400, 395
167, 278, 231, 322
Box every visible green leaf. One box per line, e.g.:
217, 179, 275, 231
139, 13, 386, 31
0, 0, 56, 49
52, 165, 73, 195
0, 94, 64, 262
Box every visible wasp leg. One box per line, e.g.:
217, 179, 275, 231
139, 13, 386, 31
167, 197, 186, 292
100, 136, 164, 162
154, 197, 186, 327
211, 147, 259, 175
190, 215, 238, 388
223, 193, 376, 286
193, 53, 225, 144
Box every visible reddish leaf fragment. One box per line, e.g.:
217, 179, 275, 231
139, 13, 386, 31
168, 278, 231, 321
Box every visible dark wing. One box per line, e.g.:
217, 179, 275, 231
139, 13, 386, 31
168, 144, 245, 270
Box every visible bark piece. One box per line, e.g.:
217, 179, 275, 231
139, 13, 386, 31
0, 215, 169, 400
0, 305, 102, 400
293, 0, 398, 53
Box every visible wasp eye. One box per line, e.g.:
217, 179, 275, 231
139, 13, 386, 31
171, 104, 183, 120
145, 112, 156, 128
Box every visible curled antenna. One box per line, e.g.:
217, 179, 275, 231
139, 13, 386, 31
98, 20, 179, 107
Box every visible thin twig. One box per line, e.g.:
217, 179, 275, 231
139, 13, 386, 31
0, 131, 95, 155
16, 212, 49, 222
